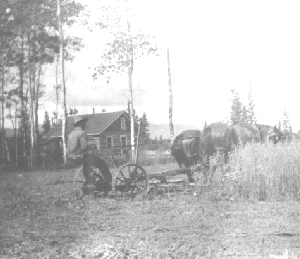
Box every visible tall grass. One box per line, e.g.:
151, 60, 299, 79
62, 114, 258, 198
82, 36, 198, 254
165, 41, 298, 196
208, 141, 300, 201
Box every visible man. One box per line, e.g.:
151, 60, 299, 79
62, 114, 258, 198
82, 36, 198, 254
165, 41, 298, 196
67, 116, 88, 162
67, 116, 112, 195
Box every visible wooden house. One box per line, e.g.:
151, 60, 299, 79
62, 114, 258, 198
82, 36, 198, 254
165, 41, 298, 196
46, 110, 146, 157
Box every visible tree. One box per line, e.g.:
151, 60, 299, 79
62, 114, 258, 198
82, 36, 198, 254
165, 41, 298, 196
127, 101, 139, 122
241, 105, 248, 122
0, 0, 84, 167
92, 0, 157, 160
140, 112, 150, 142
68, 108, 78, 115
167, 47, 174, 143
51, 111, 61, 127
247, 86, 256, 124
57, 0, 67, 166
282, 109, 292, 133
230, 89, 243, 125
278, 121, 282, 131
42, 111, 50, 134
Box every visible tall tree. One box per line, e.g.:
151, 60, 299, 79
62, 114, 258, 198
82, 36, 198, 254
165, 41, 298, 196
241, 105, 248, 122
42, 111, 50, 134
92, 0, 157, 160
282, 109, 292, 133
167, 47, 174, 143
0, 0, 84, 167
140, 112, 150, 142
247, 85, 256, 124
230, 89, 243, 125
278, 120, 282, 131
127, 101, 139, 122
57, 0, 67, 166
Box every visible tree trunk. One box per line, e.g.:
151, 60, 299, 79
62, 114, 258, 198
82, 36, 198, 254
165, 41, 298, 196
57, 0, 67, 166
14, 113, 18, 167
20, 34, 24, 155
35, 61, 42, 146
1, 62, 4, 134
127, 21, 135, 161
167, 47, 174, 143
28, 33, 35, 167
1, 61, 5, 165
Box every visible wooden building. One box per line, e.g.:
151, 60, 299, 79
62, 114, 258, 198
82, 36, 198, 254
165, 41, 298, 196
46, 110, 146, 157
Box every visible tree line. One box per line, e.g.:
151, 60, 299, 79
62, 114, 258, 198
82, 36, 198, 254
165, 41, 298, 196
1, 0, 293, 170
0, 0, 84, 168
0, 0, 159, 169
229, 87, 293, 133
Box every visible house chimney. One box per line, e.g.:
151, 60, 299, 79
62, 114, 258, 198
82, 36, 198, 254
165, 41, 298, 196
93, 108, 95, 114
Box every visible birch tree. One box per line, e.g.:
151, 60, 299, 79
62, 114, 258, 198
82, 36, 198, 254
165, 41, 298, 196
0, 0, 84, 167
92, 0, 157, 159
167, 47, 174, 143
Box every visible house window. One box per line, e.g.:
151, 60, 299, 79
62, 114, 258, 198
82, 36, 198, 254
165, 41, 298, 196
120, 136, 127, 147
121, 118, 126, 130
106, 136, 112, 148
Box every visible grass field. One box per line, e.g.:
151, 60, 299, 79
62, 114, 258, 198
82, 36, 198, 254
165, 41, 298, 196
1, 143, 300, 258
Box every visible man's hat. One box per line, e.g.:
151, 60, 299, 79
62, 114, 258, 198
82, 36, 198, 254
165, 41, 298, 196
74, 116, 88, 126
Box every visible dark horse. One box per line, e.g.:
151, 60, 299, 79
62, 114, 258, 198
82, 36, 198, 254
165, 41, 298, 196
256, 124, 283, 144
171, 123, 284, 179
171, 130, 201, 168
202, 122, 237, 165
233, 122, 261, 145
171, 130, 201, 182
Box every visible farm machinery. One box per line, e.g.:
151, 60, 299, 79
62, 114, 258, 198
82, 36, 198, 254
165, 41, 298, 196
75, 122, 205, 199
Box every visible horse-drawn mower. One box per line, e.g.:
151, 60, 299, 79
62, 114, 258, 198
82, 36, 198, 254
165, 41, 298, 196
74, 122, 206, 199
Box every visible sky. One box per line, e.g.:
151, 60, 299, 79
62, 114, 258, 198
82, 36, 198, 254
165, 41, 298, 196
38, 0, 300, 132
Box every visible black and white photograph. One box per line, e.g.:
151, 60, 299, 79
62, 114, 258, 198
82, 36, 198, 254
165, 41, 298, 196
1, 0, 300, 258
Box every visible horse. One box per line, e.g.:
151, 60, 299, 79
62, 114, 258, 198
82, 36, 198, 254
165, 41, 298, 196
233, 122, 261, 145
170, 130, 201, 182
171, 130, 201, 168
202, 122, 237, 165
256, 124, 283, 144
171, 123, 238, 172
171, 122, 285, 184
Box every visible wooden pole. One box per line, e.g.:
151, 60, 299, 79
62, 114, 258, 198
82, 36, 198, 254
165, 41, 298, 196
57, 0, 67, 165
167, 47, 174, 143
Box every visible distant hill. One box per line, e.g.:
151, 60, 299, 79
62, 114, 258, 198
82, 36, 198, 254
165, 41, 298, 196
148, 124, 201, 139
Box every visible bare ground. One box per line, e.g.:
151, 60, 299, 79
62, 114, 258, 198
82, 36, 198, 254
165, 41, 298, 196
1, 165, 300, 258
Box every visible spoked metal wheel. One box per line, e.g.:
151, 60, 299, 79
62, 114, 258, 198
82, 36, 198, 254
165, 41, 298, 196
113, 163, 149, 198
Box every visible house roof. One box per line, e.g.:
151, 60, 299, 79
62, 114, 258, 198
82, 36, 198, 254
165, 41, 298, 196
47, 110, 129, 138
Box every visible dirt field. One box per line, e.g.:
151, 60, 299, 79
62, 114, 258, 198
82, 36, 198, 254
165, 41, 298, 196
1, 165, 300, 258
